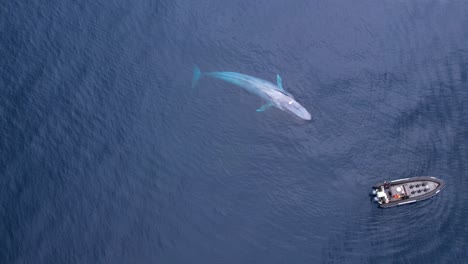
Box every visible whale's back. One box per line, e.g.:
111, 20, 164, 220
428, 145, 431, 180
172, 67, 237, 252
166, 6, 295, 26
206, 72, 278, 93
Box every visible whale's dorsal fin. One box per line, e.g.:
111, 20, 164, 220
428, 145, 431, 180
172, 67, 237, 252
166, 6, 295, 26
276, 74, 284, 91
256, 102, 273, 112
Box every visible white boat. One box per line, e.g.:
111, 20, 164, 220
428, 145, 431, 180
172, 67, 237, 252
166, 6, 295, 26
371, 176, 445, 208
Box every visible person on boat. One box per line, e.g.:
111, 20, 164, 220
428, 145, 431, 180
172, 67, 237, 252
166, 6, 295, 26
383, 181, 391, 189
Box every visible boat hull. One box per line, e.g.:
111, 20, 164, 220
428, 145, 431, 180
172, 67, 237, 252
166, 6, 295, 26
372, 176, 445, 208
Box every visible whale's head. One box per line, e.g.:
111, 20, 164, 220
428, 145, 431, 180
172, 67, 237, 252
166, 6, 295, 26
280, 98, 311, 120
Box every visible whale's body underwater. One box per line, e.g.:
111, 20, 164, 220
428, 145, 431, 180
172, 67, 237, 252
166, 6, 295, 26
192, 66, 311, 120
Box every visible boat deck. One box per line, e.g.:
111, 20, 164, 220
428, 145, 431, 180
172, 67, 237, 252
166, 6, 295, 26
372, 176, 445, 208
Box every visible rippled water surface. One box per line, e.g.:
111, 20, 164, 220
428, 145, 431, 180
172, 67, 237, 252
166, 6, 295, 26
1, 1, 468, 263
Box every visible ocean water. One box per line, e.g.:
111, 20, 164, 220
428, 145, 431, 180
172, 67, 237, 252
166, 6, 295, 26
1, 0, 468, 263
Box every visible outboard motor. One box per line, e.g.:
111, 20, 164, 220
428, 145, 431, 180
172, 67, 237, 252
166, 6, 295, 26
370, 189, 377, 196
373, 197, 379, 202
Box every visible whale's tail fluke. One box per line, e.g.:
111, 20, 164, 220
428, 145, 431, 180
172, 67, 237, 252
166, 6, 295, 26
192, 65, 202, 88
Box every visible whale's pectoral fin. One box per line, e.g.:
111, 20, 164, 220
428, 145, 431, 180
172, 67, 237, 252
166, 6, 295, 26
256, 102, 273, 112
277, 74, 284, 91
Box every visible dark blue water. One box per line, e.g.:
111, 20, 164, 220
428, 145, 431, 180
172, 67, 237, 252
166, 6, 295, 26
1, 1, 468, 263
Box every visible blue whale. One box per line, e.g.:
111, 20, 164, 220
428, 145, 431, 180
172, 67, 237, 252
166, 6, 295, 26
192, 66, 311, 120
